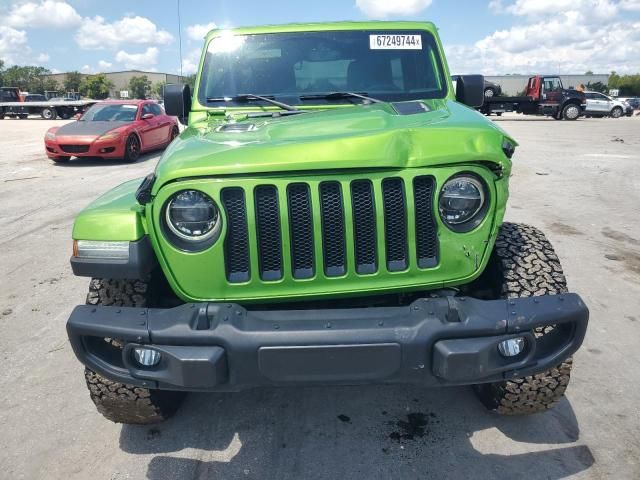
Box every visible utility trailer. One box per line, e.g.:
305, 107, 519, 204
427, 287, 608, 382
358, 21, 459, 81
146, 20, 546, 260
0, 87, 98, 120
479, 75, 586, 120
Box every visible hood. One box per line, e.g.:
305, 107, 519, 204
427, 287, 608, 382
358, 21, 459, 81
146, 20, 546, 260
153, 99, 514, 190
55, 121, 130, 137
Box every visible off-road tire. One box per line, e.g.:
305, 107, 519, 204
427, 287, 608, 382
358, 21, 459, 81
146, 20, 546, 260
610, 106, 623, 119
473, 222, 573, 415
83, 278, 185, 424
484, 87, 495, 98
562, 103, 580, 120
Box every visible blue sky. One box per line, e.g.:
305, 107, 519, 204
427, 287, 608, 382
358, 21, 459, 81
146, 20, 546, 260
1, 0, 639, 75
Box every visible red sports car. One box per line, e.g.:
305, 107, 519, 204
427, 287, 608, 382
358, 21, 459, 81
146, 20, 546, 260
44, 100, 179, 163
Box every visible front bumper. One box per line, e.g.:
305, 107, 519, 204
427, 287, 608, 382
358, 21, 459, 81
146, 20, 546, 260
67, 293, 588, 391
45, 137, 125, 159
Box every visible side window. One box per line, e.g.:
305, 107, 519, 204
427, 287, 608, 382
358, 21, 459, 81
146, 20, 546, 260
543, 77, 561, 92
150, 103, 163, 116
141, 104, 153, 117
584, 93, 594, 100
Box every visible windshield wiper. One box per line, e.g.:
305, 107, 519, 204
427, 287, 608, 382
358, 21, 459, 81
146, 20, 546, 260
299, 92, 383, 104
206, 94, 299, 111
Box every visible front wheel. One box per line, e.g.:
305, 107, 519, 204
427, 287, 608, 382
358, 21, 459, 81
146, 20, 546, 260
484, 88, 495, 98
168, 125, 179, 145
123, 134, 141, 162
83, 278, 185, 424
610, 106, 623, 118
472, 223, 574, 415
562, 104, 580, 120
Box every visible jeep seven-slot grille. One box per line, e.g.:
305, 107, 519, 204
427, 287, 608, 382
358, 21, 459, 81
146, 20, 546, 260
220, 176, 438, 283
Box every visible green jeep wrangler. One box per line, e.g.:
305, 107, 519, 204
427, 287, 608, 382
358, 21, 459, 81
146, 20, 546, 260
67, 21, 588, 424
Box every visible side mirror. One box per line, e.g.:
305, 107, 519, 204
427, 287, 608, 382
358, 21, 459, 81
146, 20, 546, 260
164, 84, 192, 125
142, 113, 154, 120
454, 75, 485, 108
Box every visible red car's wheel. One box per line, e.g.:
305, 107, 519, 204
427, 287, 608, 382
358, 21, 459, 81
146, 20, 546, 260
169, 126, 179, 143
123, 134, 141, 163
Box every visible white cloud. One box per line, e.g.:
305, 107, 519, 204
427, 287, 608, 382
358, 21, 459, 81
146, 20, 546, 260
355, 0, 433, 18
0, 26, 29, 64
447, 2, 640, 75
186, 22, 217, 41
80, 65, 94, 73
7, 1, 82, 29
181, 49, 202, 75
115, 47, 159, 70
98, 60, 113, 70
501, 0, 617, 20
75, 16, 173, 50
620, 0, 640, 10
36, 53, 50, 63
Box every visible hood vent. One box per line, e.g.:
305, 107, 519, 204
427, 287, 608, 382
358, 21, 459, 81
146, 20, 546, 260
217, 123, 257, 133
391, 101, 430, 115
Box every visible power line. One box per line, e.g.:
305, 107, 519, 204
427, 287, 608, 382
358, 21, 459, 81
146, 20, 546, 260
178, 0, 183, 78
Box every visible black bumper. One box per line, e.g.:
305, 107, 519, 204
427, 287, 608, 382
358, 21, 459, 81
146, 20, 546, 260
66, 294, 588, 391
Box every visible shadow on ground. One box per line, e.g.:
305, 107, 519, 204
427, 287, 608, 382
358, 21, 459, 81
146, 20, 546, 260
51, 151, 159, 167
119, 385, 594, 480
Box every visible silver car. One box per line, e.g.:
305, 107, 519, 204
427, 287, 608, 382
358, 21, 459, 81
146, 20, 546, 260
583, 91, 627, 118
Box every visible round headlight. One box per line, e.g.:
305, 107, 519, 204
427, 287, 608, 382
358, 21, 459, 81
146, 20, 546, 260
439, 175, 487, 230
165, 190, 220, 241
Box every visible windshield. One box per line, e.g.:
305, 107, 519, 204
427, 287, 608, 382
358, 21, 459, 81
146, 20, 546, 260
198, 30, 447, 107
81, 103, 139, 121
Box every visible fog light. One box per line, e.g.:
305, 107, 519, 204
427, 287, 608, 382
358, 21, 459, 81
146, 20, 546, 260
133, 347, 161, 366
498, 337, 526, 357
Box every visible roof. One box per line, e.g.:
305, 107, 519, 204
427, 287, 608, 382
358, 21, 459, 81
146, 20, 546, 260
205, 20, 438, 40
98, 99, 151, 105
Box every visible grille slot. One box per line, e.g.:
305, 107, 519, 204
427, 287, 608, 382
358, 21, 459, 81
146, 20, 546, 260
287, 183, 314, 279
413, 176, 439, 268
221, 188, 250, 282
351, 180, 377, 274
60, 144, 89, 154
219, 175, 439, 283
254, 185, 283, 281
382, 178, 408, 271
320, 182, 346, 276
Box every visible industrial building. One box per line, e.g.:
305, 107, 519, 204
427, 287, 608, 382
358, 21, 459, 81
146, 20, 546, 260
44, 70, 186, 98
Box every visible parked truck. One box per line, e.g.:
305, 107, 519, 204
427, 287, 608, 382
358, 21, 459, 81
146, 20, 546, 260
0, 87, 97, 120
479, 75, 586, 120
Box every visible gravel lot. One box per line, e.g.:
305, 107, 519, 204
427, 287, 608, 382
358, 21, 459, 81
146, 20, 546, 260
0, 113, 639, 480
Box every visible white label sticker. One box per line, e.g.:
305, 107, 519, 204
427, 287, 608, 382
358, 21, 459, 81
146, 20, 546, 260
370, 34, 422, 50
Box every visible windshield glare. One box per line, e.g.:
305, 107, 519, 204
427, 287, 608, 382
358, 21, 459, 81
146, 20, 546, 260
81, 104, 138, 121
199, 30, 447, 106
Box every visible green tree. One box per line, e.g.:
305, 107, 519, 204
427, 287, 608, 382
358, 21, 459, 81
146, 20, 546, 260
586, 81, 608, 93
151, 81, 166, 99
608, 71, 640, 96
0, 65, 58, 93
584, 70, 594, 75
0, 60, 5, 86
64, 71, 83, 93
80, 74, 113, 99
185, 73, 197, 91
128, 75, 151, 99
